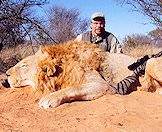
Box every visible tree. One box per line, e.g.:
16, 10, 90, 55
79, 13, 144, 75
148, 27, 162, 46
0, 0, 56, 50
116, 0, 161, 47
48, 6, 89, 43
116, 0, 161, 26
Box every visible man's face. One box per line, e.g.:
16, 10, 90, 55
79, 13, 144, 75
90, 18, 105, 36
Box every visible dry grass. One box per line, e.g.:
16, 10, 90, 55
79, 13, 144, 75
123, 44, 162, 58
0, 44, 39, 60
0, 44, 39, 73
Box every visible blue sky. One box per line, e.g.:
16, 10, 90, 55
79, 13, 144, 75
40, 0, 156, 41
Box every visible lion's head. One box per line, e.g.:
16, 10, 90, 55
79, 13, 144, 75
6, 47, 49, 89
6, 41, 104, 92
6, 55, 37, 88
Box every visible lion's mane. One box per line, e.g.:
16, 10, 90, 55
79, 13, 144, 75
37, 41, 105, 92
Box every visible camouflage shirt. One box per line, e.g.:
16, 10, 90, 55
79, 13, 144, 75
75, 31, 123, 53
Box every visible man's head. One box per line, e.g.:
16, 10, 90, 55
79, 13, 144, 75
90, 12, 105, 36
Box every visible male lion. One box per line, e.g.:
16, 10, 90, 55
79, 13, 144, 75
6, 41, 162, 108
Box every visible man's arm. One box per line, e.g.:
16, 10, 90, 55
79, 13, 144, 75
109, 35, 123, 53
74, 34, 82, 42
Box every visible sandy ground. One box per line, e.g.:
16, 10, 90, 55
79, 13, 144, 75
0, 74, 162, 132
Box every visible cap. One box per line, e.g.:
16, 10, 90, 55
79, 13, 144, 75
91, 12, 105, 21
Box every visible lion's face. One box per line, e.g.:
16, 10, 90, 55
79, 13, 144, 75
6, 55, 38, 88
6, 48, 49, 88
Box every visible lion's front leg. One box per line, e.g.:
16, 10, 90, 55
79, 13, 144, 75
38, 89, 69, 108
38, 70, 115, 109
79, 70, 116, 100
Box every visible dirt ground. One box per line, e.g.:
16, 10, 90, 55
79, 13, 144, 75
0, 74, 162, 132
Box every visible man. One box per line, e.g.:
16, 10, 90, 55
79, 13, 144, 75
75, 12, 123, 53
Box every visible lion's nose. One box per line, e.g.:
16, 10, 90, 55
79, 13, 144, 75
6, 72, 10, 77
2, 79, 10, 88
6, 69, 11, 77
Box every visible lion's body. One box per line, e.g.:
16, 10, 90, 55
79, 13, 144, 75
6, 41, 162, 108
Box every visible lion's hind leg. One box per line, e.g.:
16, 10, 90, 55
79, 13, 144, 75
38, 70, 115, 109
149, 57, 162, 82
140, 57, 162, 92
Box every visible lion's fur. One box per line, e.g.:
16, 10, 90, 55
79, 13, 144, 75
139, 57, 162, 93
6, 40, 162, 108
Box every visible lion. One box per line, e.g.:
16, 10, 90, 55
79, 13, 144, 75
6, 41, 162, 108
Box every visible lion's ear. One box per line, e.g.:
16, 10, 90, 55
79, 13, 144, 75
47, 66, 56, 77
46, 59, 57, 76
35, 46, 50, 60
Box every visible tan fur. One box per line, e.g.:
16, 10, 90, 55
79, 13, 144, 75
6, 40, 162, 108
139, 57, 162, 93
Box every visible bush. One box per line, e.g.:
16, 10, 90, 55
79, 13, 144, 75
121, 34, 161, 57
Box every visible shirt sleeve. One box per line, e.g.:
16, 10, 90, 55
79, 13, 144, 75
110, 36, 123, 53
74, 34, 83, 42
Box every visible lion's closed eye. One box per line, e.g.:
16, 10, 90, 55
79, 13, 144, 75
18, 63, 30, 73
21, 64, 28, 68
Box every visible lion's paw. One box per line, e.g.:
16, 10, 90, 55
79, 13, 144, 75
38, 93, 61, 109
